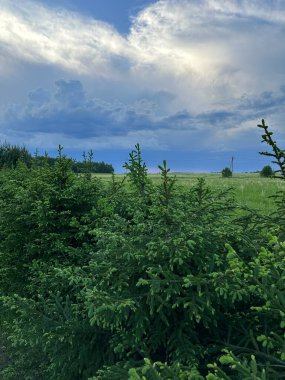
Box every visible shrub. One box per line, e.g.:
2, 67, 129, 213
221, 167, 232, 177
260, 165, 273, 177
1, 123, 285, 379
0, 145, 261, 379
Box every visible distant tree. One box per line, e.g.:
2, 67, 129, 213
33, 154, 114, 174
260, 165, 274, 177
221, 167, 232, 177
0, 142, 32, 169
72, 160, 114, 174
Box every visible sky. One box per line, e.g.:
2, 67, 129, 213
0, 0, 285, 172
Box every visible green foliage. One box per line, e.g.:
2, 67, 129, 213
221, 167, 232, 178
0, 140, 113, 174
158, 160, 176, 206
33, 151, 114, 173
207, 351, 267, 379
205, 233, 285, 379
258, 119, 285, 179
0, 142, 32, 169
258, 120, 285, 238
92, 358, 202, 380
78, 174, 241, 372
123, 143, 150, 195
0, 125, 284, 379
72, 160, 114, 174
260, 165, 273, 178
0, 148, 106, 379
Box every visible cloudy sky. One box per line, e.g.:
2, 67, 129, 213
0, 0, 284, 172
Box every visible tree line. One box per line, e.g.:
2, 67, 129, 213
0, 142, 114, 173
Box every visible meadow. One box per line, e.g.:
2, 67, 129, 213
96, 172, 285, 214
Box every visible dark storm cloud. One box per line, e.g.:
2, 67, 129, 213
1, 80, 285, 155
1, 80, 168, 139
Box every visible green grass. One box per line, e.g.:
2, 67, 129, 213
169, 173, 285, 214
94, 172, 285, 214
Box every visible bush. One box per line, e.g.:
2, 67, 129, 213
1, 123, 285, 379
260, 165, 273, 177
221, 167, 232, 177
0, 146, 264, 379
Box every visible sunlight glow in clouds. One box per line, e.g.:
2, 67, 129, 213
0, 0, 284, 170
0, 0, 131, 75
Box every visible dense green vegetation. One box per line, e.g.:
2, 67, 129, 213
0, 143, 114, 173
96, 172, 285, 215
0, 142, 32, 169
0, 121, 284, 379
260, 165, 274, 178
221, 167, 232, 178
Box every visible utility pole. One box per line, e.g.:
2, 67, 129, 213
231, 156, 234, 175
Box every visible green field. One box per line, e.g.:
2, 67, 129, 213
95, 172, 285, 214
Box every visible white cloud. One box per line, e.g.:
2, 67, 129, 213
0, 0, 285, 156
128, 0, 285, 111
1, 0, 284, 89
0, 0, 131, 76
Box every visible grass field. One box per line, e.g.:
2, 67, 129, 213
95, 172, 285, 214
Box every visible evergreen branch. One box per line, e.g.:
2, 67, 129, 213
258, 119, 285, 179
219, 342, 285, 367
